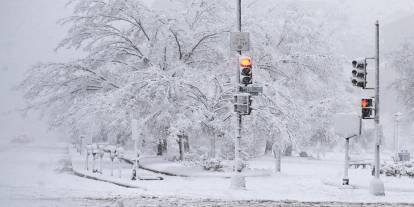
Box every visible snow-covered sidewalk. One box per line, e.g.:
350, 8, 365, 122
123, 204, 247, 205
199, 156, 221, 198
68, 147, 165, 189
69, 146, 414, 203
122, 154, 272, 178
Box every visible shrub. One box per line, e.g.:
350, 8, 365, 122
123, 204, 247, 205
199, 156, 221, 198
201, 158, 224, 172
381, 161, 414, 178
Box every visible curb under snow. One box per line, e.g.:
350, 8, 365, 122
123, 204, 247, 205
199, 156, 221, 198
68, 147, 147, 190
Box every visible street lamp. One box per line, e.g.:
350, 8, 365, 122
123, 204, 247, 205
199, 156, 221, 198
393, 112, 402, 158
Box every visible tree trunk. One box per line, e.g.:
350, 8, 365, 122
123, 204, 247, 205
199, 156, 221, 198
265, 140, 274, 154
178, 134, 184, 161
284, 145, 293, 156
157, 138, 168, 156
157, 140, 163, 156
162, 138, 167, 154
316, 141, 321, 160
184, 135, 189, 152
210, 134, 216, 158
272, 143, 282, 173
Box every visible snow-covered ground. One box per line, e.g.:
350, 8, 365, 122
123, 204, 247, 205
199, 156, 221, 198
0, 139, 144, 207
132, 156, 414, 203
2, 137, 414, 207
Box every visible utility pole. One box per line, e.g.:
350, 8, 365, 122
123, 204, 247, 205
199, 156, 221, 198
369, 20, 385, 196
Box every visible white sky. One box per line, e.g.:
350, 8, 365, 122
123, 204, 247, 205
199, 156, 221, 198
0, 0, 74, 142
0, 0, 413, 144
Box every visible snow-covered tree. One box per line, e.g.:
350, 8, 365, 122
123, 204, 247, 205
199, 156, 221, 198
20, 0, 351, 160
389, 40, 414, 120
241, 1, 347, 155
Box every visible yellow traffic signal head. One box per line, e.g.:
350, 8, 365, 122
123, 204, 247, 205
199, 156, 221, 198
240, 56, 252, 68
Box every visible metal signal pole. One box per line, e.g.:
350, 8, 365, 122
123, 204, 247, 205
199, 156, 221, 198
369, 20, 385, 196
235, 0, 242, 165
237, 0, 241, 34
231, 0, 246, 189
374, 20, 380, 179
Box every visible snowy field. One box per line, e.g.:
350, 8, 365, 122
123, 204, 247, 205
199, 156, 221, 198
1, 138, 414, 207
0, 139, 142, 207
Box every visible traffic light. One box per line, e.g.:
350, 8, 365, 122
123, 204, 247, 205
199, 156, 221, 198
351, 60, 367, 88
234, 94, 252, 115
361, 98, 374, 119
239, 56, 252, 85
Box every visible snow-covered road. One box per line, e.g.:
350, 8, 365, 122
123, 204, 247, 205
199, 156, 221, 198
102, 196, 414, 207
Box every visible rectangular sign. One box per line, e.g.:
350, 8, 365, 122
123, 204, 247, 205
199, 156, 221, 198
239, 86, 263, 96
333, 113, 360, 138
230, 32, 250, 51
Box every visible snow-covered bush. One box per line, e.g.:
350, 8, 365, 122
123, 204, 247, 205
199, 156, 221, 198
381, 163, 401, 177
177, 154, 202, 167
201, 158, 223, 172
177, 155, 223, 172
406, 166, 414, 178
176, 153, 201, 166
299, 151, 309, 157
381, 162, 414, 178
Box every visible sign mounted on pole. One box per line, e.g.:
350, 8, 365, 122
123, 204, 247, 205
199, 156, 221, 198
234, 93, 251, 115
239, 86, 263, 96
230, 32, 250, 51
333, 113, 360, 138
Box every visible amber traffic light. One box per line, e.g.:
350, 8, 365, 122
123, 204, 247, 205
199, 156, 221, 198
239, 56, 252, 85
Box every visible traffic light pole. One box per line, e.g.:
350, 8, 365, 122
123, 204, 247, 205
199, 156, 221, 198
230, 0, 246, 190
369, 20, 385, 196
236, 0, 242, 162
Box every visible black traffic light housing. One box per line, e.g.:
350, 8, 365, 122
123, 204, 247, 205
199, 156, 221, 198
352, 60, 367, 89
240, 56, 252, 85
361, 98, 374, 119
234, 94, 253, 115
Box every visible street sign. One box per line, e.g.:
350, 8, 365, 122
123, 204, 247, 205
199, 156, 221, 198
234, 94, 251, 115
230, 32, 250, 51
333, 113, 360, 138
239, 86, 263, 96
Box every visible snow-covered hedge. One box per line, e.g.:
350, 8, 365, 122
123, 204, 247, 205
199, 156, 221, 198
380, 162, 414, 178
178, 155, 224, 172
201, 158, 224, 172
